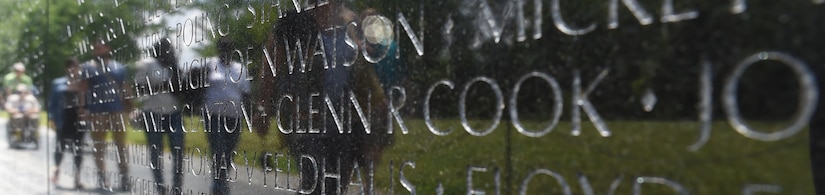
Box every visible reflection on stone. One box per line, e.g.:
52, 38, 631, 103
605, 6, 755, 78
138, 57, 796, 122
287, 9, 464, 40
6, 0, 820, 194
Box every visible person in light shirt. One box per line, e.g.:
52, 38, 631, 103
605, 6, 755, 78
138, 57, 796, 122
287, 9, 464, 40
2, 62, 34, 106
202, 37, 250, 195
3, 62, 33, 96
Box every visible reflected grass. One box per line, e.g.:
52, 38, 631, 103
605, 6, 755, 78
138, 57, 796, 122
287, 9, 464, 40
125, 118, 813, 194
377, 120, 812, 194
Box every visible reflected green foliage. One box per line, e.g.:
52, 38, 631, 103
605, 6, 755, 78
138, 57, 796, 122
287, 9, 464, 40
26, 0, 823, 193
0, 1, 41, 71
126, 119, 812, 194
378, 120, 811, 194
15, 0, 170, 94
191, 0, 290, 77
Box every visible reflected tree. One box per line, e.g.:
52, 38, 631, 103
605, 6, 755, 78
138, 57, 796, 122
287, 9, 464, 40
15, 0, 171, 95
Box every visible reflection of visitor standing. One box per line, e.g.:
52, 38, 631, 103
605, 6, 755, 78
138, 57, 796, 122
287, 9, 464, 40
361, 8, 407, 91
203, 38, 250, 195
48, 58, 86, 189
134, 39, 185, 194
254, 5, 393, 194
79, 39, 133, 191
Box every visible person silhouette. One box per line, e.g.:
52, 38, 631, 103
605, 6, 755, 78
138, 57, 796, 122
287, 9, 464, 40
134, 39, 186, 194
254, 4, 393, 194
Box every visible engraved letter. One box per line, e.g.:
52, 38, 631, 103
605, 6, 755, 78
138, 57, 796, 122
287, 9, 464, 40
349, 90, 371, 134
477, 0, 514, 43
343, 22, 360, 67
400, 161, 416, 195
519, 169, 572, 195
577, 173, 623, 195
467, 166, 501, 195
608, 0, 654, 29
262, 43, 277, 78
571, 69, 612, 137
460, 77, 504, 136
277, 94, 294, 134
510, 72, 563, 137
299, 154, 318, 194
516, 0, 543, 41
397, 12, 425, 56
661, 0, 698, 23
425, 80, 455, 136
552, 0, 596, 35
217, 4, 231, 36
361, 15, 394, 63
308, 92, 321, 133
722, 52, 818, 141
689, 60, 712, 151
325, 94, 346, 134
388, 86, 409, 134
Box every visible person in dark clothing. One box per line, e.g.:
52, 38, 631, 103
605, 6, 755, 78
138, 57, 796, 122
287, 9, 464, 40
48, 57, 86, 189
203, 37, 251, 195
253, 2, 392, 194
135, 39, 186, 194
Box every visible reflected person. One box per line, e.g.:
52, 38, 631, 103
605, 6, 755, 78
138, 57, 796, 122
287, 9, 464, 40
6, 84, 41, 135
3, 62, 33, 97
361, 8, 407, 91
254, 3, 391, 194
78, 39, 132, 191
134, 39, 185, 194
48, 58, 86, 189
203, 38, 250, 195
2, 63, 33, 106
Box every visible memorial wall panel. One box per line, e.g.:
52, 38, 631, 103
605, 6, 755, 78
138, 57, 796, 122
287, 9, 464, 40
4, 0, 822, 194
